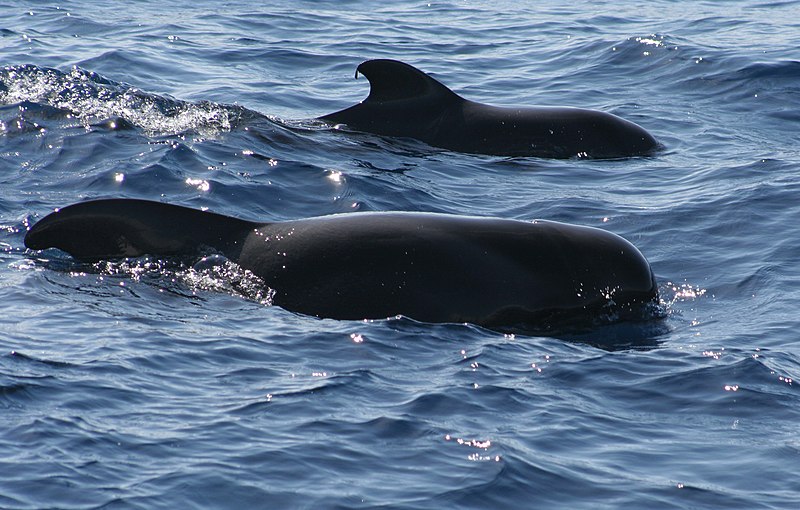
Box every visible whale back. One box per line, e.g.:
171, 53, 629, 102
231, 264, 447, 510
320, 59, 660, 158
24, 200, 659, 331
24, 199, 261, 262
233, 212, 658, 327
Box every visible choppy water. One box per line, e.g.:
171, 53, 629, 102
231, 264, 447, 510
2, 1, 799, 508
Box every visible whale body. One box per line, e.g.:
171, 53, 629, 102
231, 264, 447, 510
24, 199, 658, 330
320, 59, 659, 159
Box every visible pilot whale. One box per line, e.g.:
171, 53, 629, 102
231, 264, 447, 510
24, 199, 658, 330
320, 59, 659, 159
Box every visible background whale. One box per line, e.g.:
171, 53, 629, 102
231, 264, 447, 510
320, 59, 659, 159
24, 199, 658, 331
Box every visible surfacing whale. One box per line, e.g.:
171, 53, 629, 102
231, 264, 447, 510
320, 59, 659, 159
24, 199, 658, 331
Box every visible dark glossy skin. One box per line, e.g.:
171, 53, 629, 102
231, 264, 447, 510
320, 59, 660, 158
25, 199, 658, 329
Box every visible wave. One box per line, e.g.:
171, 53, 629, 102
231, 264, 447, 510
0, 64, 255, 137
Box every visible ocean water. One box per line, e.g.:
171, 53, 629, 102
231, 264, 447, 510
1, 0, 799, 508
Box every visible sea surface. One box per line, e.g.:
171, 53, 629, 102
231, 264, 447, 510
1, 1, 799, 508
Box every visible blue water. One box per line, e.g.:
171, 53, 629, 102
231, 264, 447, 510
2, 1, 799, 508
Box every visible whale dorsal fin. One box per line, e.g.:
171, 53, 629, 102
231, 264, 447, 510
319, 59, 465, 134
24, 199, 262, 262
355, 59, 462, 104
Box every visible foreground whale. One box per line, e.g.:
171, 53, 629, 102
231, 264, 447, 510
320, 59, 659, 159
24, 199, 658, 330
320, 60, 659, 158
